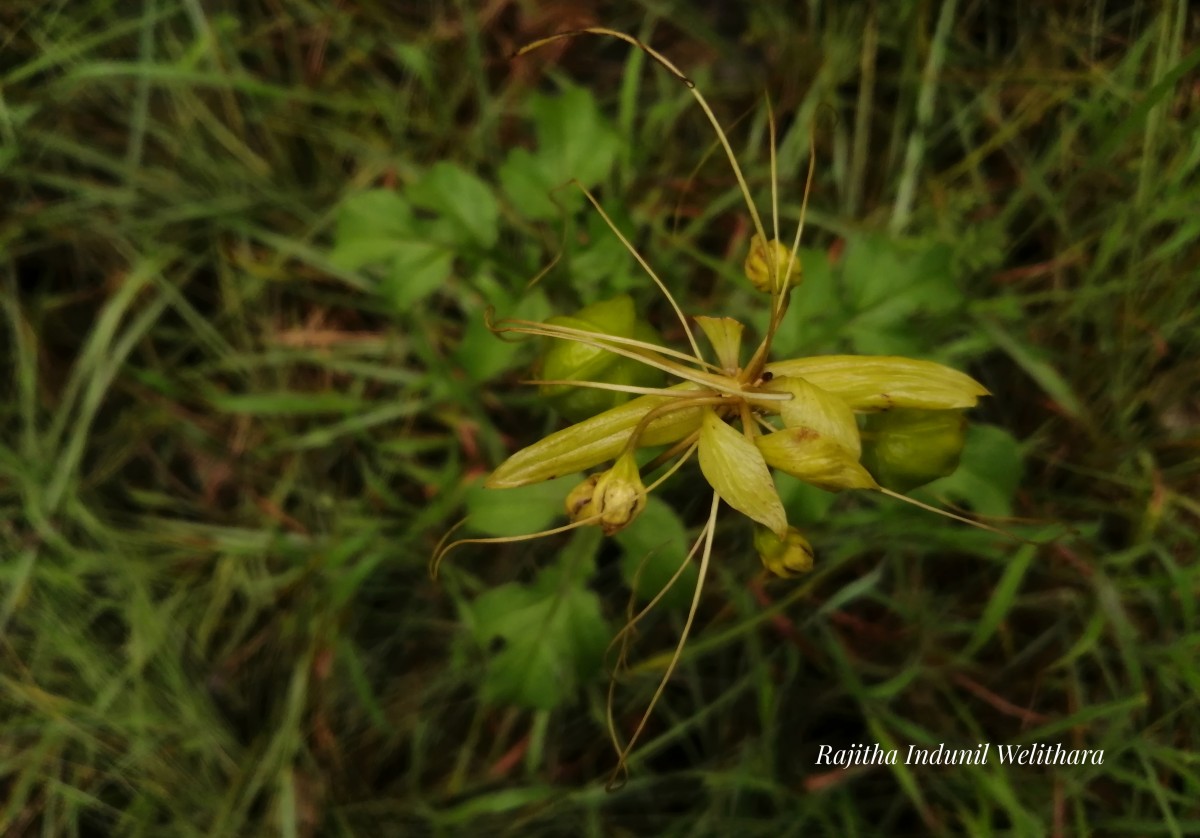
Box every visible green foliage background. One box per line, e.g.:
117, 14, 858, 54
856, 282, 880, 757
2, 2, 1198, 835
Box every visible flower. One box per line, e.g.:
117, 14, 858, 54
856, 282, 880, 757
435, 26, 997, 787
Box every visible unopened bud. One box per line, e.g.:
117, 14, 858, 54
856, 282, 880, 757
860, 409, 967, 492
743, 235, 801, 294
754, 525, 814, 577
564, 450, 646, 535
540, 295, 662, 422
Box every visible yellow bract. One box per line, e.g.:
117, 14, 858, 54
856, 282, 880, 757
697, 408, 788, 538
765, 355, 989, 412
485, 384, 705, 488
762, 375, 862, 457
693, 316, 744, 373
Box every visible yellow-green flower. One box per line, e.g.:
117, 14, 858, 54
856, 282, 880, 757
433, 26, 997, 787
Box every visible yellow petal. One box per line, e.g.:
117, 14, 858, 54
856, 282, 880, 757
693, 316, 744, 372
765, 355, 989, 412
762, 375, 861, 457
487, 384, 703, 489
755, 427, 878, 492
697, 408, 787, 537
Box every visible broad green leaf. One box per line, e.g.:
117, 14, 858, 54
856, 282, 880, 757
329, 189, 413, 269
785, 234, 964, 356
455, 290, 551, 382
499, 84, 618, 221
409, 161, 500, 248
467, 559, 609, 710
464, 475, 578, 537
329, 188, 454, 308
569, 207, 643, 292
529, 83, 618, 188
697, 408, 787, 537
615, 496, 698, 609
497, 148, 557, 220
765, 355, 988, 412
765, 246, 843, 355
918, 423, 1022, 517
841, 234, 962, 315
381, 241, 453, 308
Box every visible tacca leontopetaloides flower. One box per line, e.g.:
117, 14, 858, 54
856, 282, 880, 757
432, 28, 998, 787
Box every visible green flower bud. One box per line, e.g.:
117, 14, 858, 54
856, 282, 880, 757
540, 295, 663, 422
860, 409, 968, 493
743, 235, 801, 294
754, 525, 814, 577
564, 450, 646, 535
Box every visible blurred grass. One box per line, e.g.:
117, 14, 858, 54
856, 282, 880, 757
2, 1, 1198, 836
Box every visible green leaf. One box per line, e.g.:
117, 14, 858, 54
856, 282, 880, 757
464, 474, 578, 537
976, 317, 1086, 420
698, 408, 787, 537
529, 83, 618, 188
768, 247, 843, 355
499, 84, 618, 221
380, 241, 453, 309
614, 496, 699, 609
498, 148, 558, 221
329, 188, 454, 308
467, 556, 609, 710
455, 289, 551, 382
842, 234, 961, 314
918, 423, 1023, 517
328, 189, 413, 268
207, 392, 363, 415
963, 544, 1037, 655
409, 162, 500, 248
835, 234, 965, 355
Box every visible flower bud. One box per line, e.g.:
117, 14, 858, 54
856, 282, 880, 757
743, 235, 801, 294
540, 295, 662, 422
754, 525, 814, 577
564, 450, 646, 535
860, 409, 967, 492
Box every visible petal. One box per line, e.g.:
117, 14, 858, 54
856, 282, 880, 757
487, 384, 703, 489
755, 427, 878, 492
764, 356, 989, 412
762, 375, 862, 457
693, 316, 744, 372
697, 408, 787, 537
